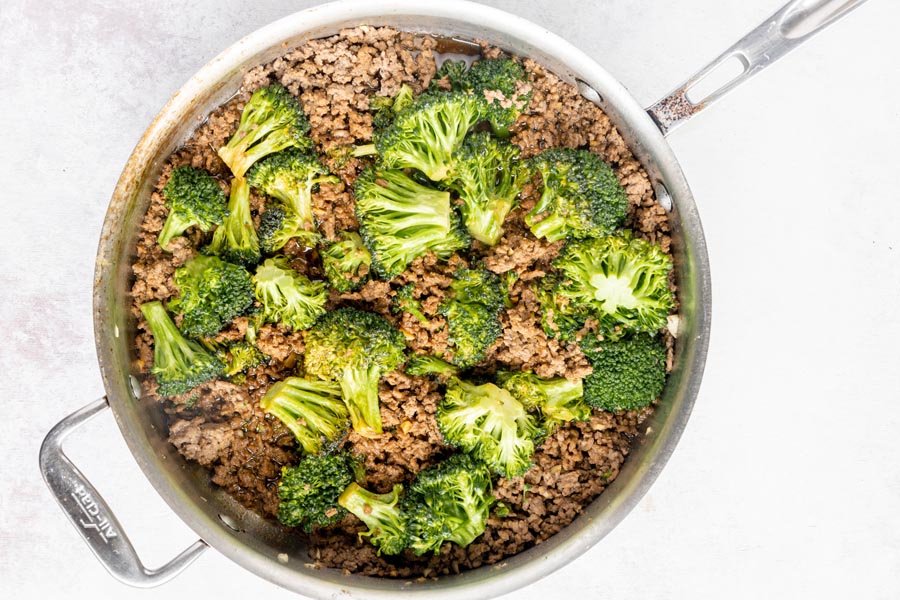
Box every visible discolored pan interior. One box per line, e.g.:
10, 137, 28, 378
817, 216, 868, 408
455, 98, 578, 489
92, 2, 710, 598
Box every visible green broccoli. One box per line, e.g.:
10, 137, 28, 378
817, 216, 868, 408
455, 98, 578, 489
247, 148, 339, 251
581, 333, 667, 411
403, 453, 494, 555
374, 92, 485, 181
260, 377, 350, 455
337, 483, 408, 555
220, 341, 268, 384
448, 132, 527, 245
217, 83, 312, 178
405, 355, 460, 378
140, 301, 224, 397
392, 283, 427, 323
498, 371, 590, 431
158, 165, 226, 251
167, 255, 254, 338
371, 83, 416, 133
552, 231, 674, 335
439, 265, 504, 368
354, 167, 470, 278
253, 257, 327, 331
535, 273, 592, 342
454, 58, 532, 138
525, 148, 627, 242
277, 451, 361, 531
320, 231, 372, 293
436, 377, 541, 478
304, 307, 406, 437
206, 176, 261, 268
429, 59, 469, 92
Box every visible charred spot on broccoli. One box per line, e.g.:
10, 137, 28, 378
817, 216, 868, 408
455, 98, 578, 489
253, 257, 327, 331
261, 377, 349, 455
374, 91, 485, 181
448, 132, 527, 245
439, 265, 504, 368
525, 148, 627, 242
158, 165, 226, 251
247, 148, 339, 251
218, 83, 312, 178
581, 333, 667, 412
552, 231, 674, 335
403, 453, 494, 555
140, 301, 224, 397
338, 483, 408, 555
206, 176, 261, 268
392, 283, 427, 323
277, 451, 361, 531
436, 377, 541, 478
167, 255, 254, 338
354, 166, 470, 279
498, 371, 589, 432
321, 231, 372, 293
304, 307, 406, 437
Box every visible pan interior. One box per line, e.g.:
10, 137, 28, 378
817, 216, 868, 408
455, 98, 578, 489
93, 3, 709, 598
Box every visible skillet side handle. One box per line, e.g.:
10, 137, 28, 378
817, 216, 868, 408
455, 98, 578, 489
39, 398, 207, 588
647, 0, 869, 136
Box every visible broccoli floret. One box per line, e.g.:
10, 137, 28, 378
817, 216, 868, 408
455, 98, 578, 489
217, 83, 312, 178
392, 283, 427, 323
439, 265, 504, 368
374, 92, 485, 181
304, 307, 406, 437
498, 371, 589, 431
247, 148, 339, 251
525, 148, 627, 242
581, 333, 667, 411
458, 58, 532, 138
256, 206, 307, 254
338, 483, 408, 555
253, 257, 327, 331
206, 176, 261, 268
220, 341, 268, 383
140, 301, 224, 397
167, 255, 254, 338
260, 377, 350, 455
447, 132, 527, 245
354, 167, 470, 278
158, 166, 226, 251
321, 231, 372, 293
277, 451, 360, 531
436, 377, 541, 478
405, 355, 460, 378
403, 453, 494, 555
371, 83, 416, 132
535, 273, 592, 342
429, 59, 469, 91
553, 231, 674, 335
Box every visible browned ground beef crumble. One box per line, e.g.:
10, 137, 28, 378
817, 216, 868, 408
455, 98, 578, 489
130, 26, 674, 577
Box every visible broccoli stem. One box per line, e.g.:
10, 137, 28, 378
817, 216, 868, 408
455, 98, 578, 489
158, 211, 193, 251
337, 482, 407, 555
351, 143, 377, 157
339, 365, 383, 437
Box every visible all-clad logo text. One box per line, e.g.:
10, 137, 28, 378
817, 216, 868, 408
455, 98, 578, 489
71, 484, 118, 543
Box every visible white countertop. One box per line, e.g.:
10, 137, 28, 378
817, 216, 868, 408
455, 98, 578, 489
3, 0, 899, 598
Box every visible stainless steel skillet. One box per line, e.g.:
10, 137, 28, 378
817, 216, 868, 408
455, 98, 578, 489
40, 1, 866, 597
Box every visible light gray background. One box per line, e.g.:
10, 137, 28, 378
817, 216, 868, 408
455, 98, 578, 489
2, 0, 898, 598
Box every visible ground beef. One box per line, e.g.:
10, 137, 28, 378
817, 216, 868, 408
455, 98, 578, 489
129, 26, 674, 578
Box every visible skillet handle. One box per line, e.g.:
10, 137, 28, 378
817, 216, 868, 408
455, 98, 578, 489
647, 0, 869, 135
39, 397, 208, 588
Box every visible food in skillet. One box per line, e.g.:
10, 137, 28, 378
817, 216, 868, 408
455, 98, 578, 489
131, 27, 675, 576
